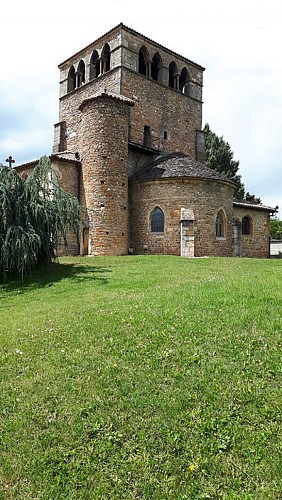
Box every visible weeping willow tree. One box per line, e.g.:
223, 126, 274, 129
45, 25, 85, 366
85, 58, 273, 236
0, 156, 81, 279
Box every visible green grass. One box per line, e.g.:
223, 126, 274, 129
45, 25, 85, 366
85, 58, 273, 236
0, 256, 282, 499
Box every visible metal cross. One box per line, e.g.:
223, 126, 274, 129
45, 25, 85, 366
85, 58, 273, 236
5, 155, 15, 168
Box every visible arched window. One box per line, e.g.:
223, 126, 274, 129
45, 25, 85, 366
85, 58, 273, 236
67, 65, 76, 92
242, 216, 252, 235
169, 61, 178, 90
215, 209, 226, 238
151, 207, 164, 233
151, 53, 162, 83
101, 43, 111, 73
90, 50, 100, 80
138, 46, 150, 76
179, 67, 190, 95
77, 60, 85, 87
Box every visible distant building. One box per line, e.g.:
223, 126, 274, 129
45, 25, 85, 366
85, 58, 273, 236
17, 23, 276, 257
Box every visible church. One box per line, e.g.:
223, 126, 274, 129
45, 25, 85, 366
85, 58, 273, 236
16, 23, 275, 258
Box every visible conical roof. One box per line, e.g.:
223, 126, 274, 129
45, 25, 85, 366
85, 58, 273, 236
130, 152, 236, 186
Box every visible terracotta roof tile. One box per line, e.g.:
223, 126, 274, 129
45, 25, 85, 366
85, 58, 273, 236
233, 200, 277, 212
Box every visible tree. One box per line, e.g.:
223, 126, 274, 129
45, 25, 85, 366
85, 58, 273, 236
204, 123, 260, 202
0, 156, 81, 279
270, 218, 282, 239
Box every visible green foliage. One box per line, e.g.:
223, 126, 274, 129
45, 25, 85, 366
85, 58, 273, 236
204, 124, 261, 202
245, 191, 261, 204
0, 256, 282, 498
270, 218, 282, 239
0, 156, 81, 279
204, 123, 241, 182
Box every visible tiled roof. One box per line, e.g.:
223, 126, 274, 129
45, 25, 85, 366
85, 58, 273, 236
233, 200, 277, 212
79, 92, 134, 111
15, 152, 81, 171
15, 159, 39, 171
130, 152, 236, 185
50, 151, 81, 163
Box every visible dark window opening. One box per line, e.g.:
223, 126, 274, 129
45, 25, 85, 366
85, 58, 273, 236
179, 67, 190, 95
138, 50, 146, 76
163, 130, 168, 140
138, 46, 150, 76
216, 210, 225, 238
67, 65, 76, 92
77, 60, 85, 87
100, 180, 105, 184
151, 53, 162, 82
101, 43, 111, 74
169, 61, 178, 90
151, 207, 164, 233
242, 216, 251, 235
144, 125, 151, 148
90, 50, 100, 79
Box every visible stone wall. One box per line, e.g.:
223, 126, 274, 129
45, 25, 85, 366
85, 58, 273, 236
51, 159, 81, 256
55, 24, 204, 159
56, 68, 122, 153
121, 68, 202, 158
233, 206, 270, 258
58, 24, 203, 100
79, 94, 132, 256
129, 178, 235, 257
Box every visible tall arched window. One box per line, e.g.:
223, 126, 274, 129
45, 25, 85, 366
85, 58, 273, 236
67, 65, 76, 92
138, 46, 150, 76
77, 60, 85, 87
216, 209, 226, 238
169, 61, 178, 90
101, 43, 111, 73
151, 207, 164, 233
242, 216, 252, 235
179, 67, 190, 95
90, 50, 100, 80
151, 53, 162, 83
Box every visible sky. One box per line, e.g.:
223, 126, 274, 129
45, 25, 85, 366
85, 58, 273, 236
1, 0, 281, 216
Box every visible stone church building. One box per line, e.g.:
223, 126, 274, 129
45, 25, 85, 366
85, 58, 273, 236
17, 23, 275, 258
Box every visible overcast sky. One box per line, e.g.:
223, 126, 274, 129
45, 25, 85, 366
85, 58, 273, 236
1, 0, 281, 216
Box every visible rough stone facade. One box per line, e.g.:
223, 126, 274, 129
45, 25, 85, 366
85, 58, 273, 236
129, 177, 235, 257
79, 94, 133, 256
17, 23, 275, 258
233, 204, 271, 258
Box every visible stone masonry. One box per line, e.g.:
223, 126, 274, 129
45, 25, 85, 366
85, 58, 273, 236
17, 23, 275, 258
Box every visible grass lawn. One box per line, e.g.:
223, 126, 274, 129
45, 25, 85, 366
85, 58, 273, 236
0, 256, 281, 499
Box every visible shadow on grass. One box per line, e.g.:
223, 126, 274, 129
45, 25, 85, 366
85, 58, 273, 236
0, 261, 110, 295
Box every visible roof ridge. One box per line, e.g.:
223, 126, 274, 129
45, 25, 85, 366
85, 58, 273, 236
58, 23, 205, 71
